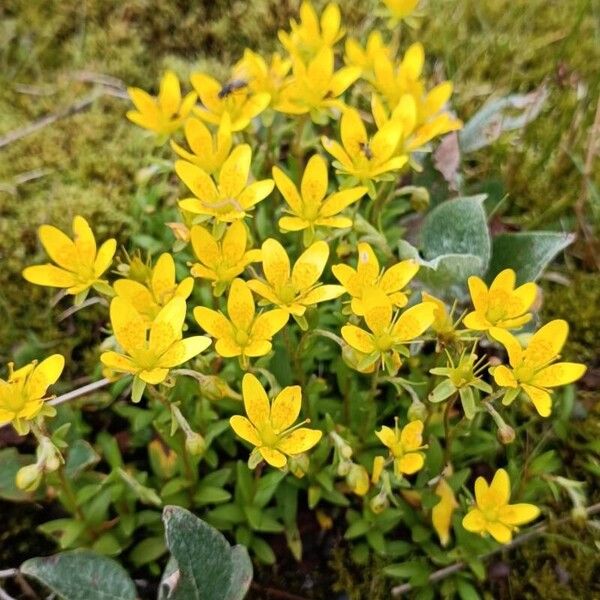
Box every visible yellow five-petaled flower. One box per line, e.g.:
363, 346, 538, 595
342, 290, 435, 373
322, 106, 407, 188
332, 242, 419, 315
464, 269, 538, 331
176, 144, 274, 222
127, 70, 196, 137
230, 373, 322, 468
0, 355, 65, 435
490, 320, 586, 417
113, 253, 194, 323
194, 278, 288, 368
463, 468, 540, 544
189, 221, 261, 295
375, 418, 426, 477
101, 297, 211, 393
273, 154, 367, 237
248, 238, 344, 319
23, 215, 116, 303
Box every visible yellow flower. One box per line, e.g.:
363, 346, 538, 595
275, 47, 360, 121
230, 373, 322, 468
332, 242, 419, 315
382, 0, 419, 26
193, 278, 288, 367
113, 253, 194, 323
432, 478, 458, 547
278, 1, 344, 63
170, 115, 232, 175
342, 290, 435, 373
189, 221, 261, 295
247, 238, 344, 317
190, 72, 270, 132
0, 355, 64, 435
464, 269, 537, 331
462, 468, 540, 543
375, 418, 426, 477
101, 297, 211, 389
127, 70, 196, 137
344, 31, 392, 84
23, 215, 116, 302
233, 50, 292, 108
273, 154, 367, 236
321, 106, 407, 186
490, 320, 586, 417
176, 145, 274, 222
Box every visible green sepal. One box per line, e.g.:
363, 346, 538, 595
131, 376, 146, 403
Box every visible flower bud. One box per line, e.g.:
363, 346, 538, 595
337, 459, 352, 477
288, 454, 309, 478
409, 187, 430, 212
185, 432, 206, 456
166, 222, 190, 243
200, 375, 238, 401
497, 424, 516, 445
148, 439, 178, 479
370, 491, 389, 514
38, 436, 61, 473
571, 506, 588, 523
346, 464, 369, 496
16, 464, 43, 492
127, 255, 153, 283
371, 456, 385, 484
407, 398, 428, 422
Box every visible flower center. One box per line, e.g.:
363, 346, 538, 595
278, 282, 297, 305
235, 330, 250, 347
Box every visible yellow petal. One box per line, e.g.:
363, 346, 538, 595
329, 66, 360, 97
273, 165, 303, 214
128, 87, 158, 116
371, 120, 402, 162
191, 225, 220, 267
490, 268, 516, 293
242, 372, 270, 427
230, 415, 261, 446
356, 242, 380, 280
380, 260, 419, 293
72, 216, 96, 264
498, 503, 540, 526
175, 160, 219, 202
279, 216, 308, 231
262, 238, 291, 288
341, 107, 368, 156
259, 446, 287, 468
375, 425, 396, 449
149, 297, 186, 355
244, 340, 272, 357
521, 384, 552, 417
341, 325, 376, 354
400, 420, 423, 451
401, 42, 424, 80
158, 336, 211, 368
270, 385, 302, 431
492, 365, 518, 388
277, 428, 322, 455
222, 221, 248, 265
139, 368, 169, 385
486, 521, 512, 544
320, 2, 341, 44
432, 479, 458, 547
392, 302, 435, 341
489, 328, 523, 367
321, 137, 352, 169
38, 224, 76, 269
158, 70, 181, 116
301, 154, 328, 206
193, 306, 233, 338
219, 144, 251, 199
302, 284, 345, 306
532, 362, 586, 388
292, 241, 329, 291
94, 239, 116, 277
26, 354, 65, 399
320, 187, 366, 217
474, 476, 489, 506
238, 179, 274, 210
488, 468, 511, 506
22, 265, 77, 289
467, 275, 488, 312
227, 279, 255, 331
363, 289, 393, 335
462, 508, 486, 534
250, 309, 289, 340
463, 311, 492, 331
100, 351, 138, 375
215, 338, 242, 357
151, 253, 177, 303
110, 297, 147, 355
524, 319, 568, 367
396, 452, 424, 474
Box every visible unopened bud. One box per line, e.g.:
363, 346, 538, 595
571, 506, 588, 523
185, 432, 206, 456
337, 459, 352, 477
409, 187, 430, 212
201, 375, 238, 401
166, 222, 190, 244
497, 424, 516, 445
16, 464, 43, 492
148, 439, 178, 479
346, 464, 369, 496
38, 436, 61, 473
127, 255, 153, 283
407, 399, 428, 422
370, 491, 389, 514
288, 454, 310, 478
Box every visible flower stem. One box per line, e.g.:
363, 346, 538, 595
443, 394, 458, 467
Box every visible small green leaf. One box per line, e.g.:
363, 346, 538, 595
21, 550, 137, 600
66, 440, 100, 479
0, 448, 37, 501
129, 536, 167, 567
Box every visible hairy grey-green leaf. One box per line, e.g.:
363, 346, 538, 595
488, 231, 575, 284
21, 550, 137, 600
161, 505, 252, 600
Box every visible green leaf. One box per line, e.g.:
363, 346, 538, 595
0, 448, 37, 501
21, 550, 137, 600
487, 231, 575, 284
129, 536, 167, 567
383, 560, 431, 584
65, 440, 100, 479
194, 486, 231, 506
253, 471, 286, 508
161, 505, 253, 600
38, 519, 86, 549
457, 578, 481, 600
420, 195, 491, 268
344, 519, 370, 540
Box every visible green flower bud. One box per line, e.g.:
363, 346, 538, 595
185, 432, 206, 456
16, 464, 43, 492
